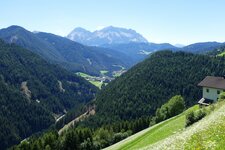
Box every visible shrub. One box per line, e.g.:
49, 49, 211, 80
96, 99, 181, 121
219, 92, 225, 101
185, 109, 207, 127
155, 95, 185, 123
185, 111, 195, 127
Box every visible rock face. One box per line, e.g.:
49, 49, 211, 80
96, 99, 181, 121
67, 26, 148, 46
58, 80, 65, 93
21, 81, 32, 100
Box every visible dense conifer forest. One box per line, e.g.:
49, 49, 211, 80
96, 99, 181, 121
13, 50, 225, 150
88, 51, 225, 126
0, 40, 98, 149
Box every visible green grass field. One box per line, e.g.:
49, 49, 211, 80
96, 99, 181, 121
218, 52, 225, 56
100, 70, 108, 75
105, 105, 199, 150
112, 72, 121, 78
76, 72, 93, 78
89, 80, 103, 89
119, 116, 185, 150
76, 72, 103, 89
144, 101, 225, 150
184, 119, 225, 150
183, 102, 225, 150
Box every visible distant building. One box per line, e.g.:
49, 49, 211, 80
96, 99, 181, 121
198, 76, 225, 105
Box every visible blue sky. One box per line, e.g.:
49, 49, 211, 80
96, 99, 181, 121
1, 0, 225, 45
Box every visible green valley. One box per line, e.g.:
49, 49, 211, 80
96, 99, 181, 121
76, 67, 126, 88
86, 51, 225, 128
2, 1, 225, 150
76, 72, 110, 89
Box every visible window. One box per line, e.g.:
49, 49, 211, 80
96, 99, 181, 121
206, 89, 209, 93
217, 90, 221, 95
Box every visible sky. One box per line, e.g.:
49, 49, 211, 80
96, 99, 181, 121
1, 0, 225, 45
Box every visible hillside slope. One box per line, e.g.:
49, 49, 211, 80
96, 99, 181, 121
177, 42, 225, 54
208, 45, 225, 56
102, 42, 177, 63
144, 101, 225, 150
88, 51, 225, 126
0, 26, 133, 76
104, 105, 198, 150
0, 40, 98, 149
106, 101, 225, 150
36, 32, 133, 75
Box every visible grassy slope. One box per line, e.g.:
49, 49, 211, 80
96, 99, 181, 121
144, 101, 225, 150
89, 80, 103, 89
218, 52, 225, 56
106, 101, 225, 150
105, 105, 199, 150
184, 120, 225, 150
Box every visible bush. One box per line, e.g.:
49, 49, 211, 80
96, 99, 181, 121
155, 95, 185, 123
186, 109, 207, 127
219, 92, 225, 101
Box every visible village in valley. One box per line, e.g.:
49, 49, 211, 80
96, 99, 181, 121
76, 66, 127, 89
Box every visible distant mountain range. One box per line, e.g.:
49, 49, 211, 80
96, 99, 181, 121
102, 42, 177, 63
178, 42, 225, 53
101, 41, 225, 64
0, 26, 133, 76
66, 26, 225, 62
0, 25, 224, 77
67, 26, 148, 46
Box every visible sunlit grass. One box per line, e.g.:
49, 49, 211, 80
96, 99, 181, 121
143, 101, 225, 150
90, 80, 103, 89
105, 105, 199, 150
76, 72, 93, 78
76, 72, 103, 89
100, 70, 108, 75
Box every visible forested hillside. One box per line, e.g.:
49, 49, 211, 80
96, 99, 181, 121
0, 26, 133, 76
208, 45, 225, 56
0, 40, 98, 149
35, 32, 133, 75
11, 51, 225, 150
177, 42, 225, 54
89, 51, 225, 126
102, 42, 177, 63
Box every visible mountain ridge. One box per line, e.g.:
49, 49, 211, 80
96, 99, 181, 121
0, 25, 132, 76
67, 26, 148, 46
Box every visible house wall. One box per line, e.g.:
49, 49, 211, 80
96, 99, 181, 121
203, 87, 224, 101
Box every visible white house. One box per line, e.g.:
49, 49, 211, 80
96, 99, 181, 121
198, 76, 225, 105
